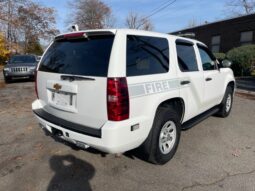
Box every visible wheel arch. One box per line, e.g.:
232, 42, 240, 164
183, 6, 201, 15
227, 81, 235, 92
156, 97, 185, 123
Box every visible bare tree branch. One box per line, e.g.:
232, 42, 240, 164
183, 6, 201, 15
225, 0, 255, 16
125, 12, 154, 31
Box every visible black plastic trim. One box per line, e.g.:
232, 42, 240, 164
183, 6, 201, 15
182, 106, 220, 130
176, 39, 194, 46
33, 109, 102, 138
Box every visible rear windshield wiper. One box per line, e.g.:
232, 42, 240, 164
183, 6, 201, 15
61, 75, 95, 82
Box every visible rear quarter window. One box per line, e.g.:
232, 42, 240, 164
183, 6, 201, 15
126, 35, 169, 77
39, 35, 114, 77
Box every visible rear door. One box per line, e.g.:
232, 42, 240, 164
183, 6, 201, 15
37, 32, 115, 129
175, 39, 204, 122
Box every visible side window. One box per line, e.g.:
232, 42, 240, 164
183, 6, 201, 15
198, 46, 217, 71
176, 42, 198, 72
126, 35, 169, 76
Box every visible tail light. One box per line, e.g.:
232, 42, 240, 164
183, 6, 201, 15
107, 77, 129, 121
35, 70, 38, 99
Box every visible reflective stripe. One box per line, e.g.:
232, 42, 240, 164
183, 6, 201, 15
129, 79, 182, 98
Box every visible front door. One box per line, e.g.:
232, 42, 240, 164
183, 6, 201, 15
197, 45, 223, 110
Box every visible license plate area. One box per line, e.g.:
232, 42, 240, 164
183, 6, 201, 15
48, 90, 77, 113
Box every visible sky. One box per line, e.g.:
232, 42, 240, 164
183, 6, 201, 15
35, 0, 229, 34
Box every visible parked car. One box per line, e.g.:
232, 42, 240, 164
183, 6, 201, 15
32, 29, 235, 164
3, 54, 38, 83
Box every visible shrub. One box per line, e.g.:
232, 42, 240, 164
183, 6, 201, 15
227, 45, 255, 76
214, 53, 226, 61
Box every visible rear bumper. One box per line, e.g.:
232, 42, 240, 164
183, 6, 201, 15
32, 99, 149, 153
33, 109, 101, 138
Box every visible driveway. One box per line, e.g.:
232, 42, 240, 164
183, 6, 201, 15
0, 73, 255, 191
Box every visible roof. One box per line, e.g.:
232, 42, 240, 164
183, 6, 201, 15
56, 28, 204, 44
170, 13, 255, 34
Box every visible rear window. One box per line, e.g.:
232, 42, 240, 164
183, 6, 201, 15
39, 35, 114, 77
126, 35, 169, 76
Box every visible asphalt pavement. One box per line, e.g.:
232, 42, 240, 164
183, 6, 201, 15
0, 73, 255, 191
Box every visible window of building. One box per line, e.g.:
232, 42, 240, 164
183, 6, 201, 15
240, 31, 253, 45
198, 45, 217, 71
126, 35, 169, 77
176, 42, 198, 72
211, 35, 221, 53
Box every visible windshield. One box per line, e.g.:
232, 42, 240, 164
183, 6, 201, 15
10, 55, 36, 64
39, 35, 114, 77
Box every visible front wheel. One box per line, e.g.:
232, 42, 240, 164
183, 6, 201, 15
141, 107, 181, 165
216, 86, 233, 118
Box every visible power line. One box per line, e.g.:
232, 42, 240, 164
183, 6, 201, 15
149, 0, 175, 14
136, 0, 177, 29
143, 0, 177, 20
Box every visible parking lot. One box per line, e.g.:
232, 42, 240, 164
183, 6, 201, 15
0, 72, 255, 191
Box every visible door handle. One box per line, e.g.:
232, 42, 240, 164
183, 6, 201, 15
205, 77, 212, 81
180, 80, 191, 85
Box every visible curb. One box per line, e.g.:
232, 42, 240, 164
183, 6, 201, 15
235, 89, 255, 96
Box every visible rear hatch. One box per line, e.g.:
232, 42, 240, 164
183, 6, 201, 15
37, 31, 115, 129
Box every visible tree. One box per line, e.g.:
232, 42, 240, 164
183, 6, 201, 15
125, 12, 153, 31
225, 0, 255, 16
68, 0, 115, 29
26, 39, 43, 55
17, 3, 59, 52
0, 0, 29, 51
0, 33, 10, 64
0, 0, 58, 53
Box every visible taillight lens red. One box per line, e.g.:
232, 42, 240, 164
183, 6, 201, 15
35, 70, 38, 99
107, 77, 129, 121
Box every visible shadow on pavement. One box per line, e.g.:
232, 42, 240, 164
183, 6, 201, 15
47, 132, 107, 158
124, 148, 151, 164
47, 155, 95, 191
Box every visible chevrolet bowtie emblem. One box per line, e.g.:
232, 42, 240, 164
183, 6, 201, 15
53, 83, 62, 91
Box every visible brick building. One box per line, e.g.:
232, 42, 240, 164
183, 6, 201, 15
171, 13, 255, 53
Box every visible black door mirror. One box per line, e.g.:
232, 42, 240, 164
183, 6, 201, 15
221, 59, 232, 68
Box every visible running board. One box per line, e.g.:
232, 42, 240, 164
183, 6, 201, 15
181, 106, 220, 131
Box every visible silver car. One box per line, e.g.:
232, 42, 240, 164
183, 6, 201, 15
3, 55, 38, 83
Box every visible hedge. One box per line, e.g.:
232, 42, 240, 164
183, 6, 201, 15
214, 53, 226, 61
226, 45, 255, 76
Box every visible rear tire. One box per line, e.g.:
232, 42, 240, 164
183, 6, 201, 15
216, 86, 233, 118
141, 107, 181, 165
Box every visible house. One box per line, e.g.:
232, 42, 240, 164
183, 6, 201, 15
171, 13, 255, 53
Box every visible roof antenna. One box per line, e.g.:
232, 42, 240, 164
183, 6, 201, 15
71, 24, 79, 32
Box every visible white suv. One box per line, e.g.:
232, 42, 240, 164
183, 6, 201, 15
32, 29, 235, 164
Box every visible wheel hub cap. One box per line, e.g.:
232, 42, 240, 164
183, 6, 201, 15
159, 121, 177, 154
226, 94, 232, 112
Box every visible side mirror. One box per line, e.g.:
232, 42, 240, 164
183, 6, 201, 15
5, 60, 8, 64
221, 59, 232, 68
